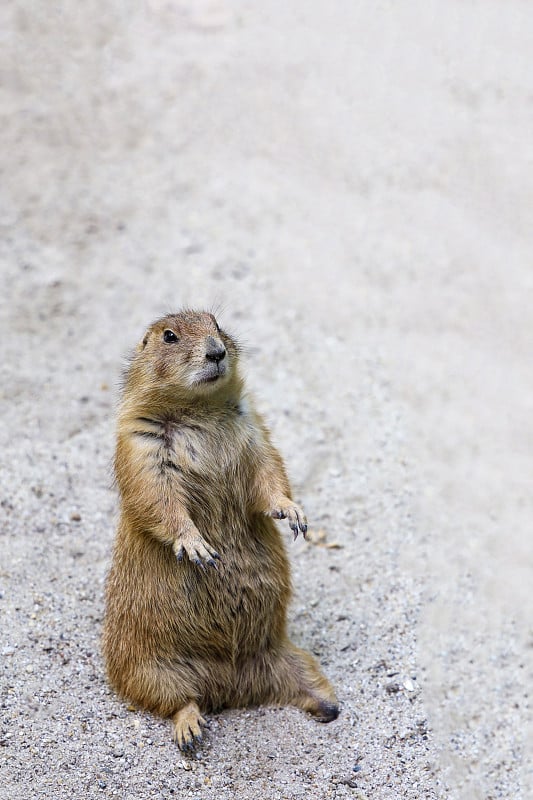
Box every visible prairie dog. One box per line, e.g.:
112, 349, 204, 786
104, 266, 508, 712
102, 310, 338, 748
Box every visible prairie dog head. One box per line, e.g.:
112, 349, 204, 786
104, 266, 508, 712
127, 310, 240, 402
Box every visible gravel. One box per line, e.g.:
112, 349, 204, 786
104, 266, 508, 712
1, 3, 531, 799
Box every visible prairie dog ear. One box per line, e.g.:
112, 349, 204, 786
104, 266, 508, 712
137, 330, 150, 352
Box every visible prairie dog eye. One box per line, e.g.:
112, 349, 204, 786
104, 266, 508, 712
163, 329, 179, 343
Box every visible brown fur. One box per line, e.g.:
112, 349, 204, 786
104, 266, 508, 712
102, 310, 338, 748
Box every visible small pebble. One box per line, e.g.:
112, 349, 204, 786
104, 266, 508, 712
404, 678, 415, 692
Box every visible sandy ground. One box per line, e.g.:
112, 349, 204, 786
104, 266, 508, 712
1, 2, 532, 798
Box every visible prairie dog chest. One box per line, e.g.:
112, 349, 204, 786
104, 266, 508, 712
161, 398, 259, 480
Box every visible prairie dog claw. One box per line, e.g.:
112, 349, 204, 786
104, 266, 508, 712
271, 500, 308, 540
173, 531, 220, 566
172, 702, 206, 751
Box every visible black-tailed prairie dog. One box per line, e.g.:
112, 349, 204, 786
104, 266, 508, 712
102, 310, 338, 749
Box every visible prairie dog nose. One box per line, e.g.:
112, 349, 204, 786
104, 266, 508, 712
205, 336, 226, 363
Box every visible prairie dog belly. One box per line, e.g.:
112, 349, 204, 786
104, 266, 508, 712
169, 515, 291, 661
171, 425, 293, 653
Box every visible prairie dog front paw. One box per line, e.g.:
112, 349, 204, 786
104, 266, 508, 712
172, 526, 220, 568
271, 498, 308, 540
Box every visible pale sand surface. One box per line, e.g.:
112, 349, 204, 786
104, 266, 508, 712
1, 3, 531, 799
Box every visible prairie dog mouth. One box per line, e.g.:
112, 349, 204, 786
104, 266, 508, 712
193, 363, 226, 386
